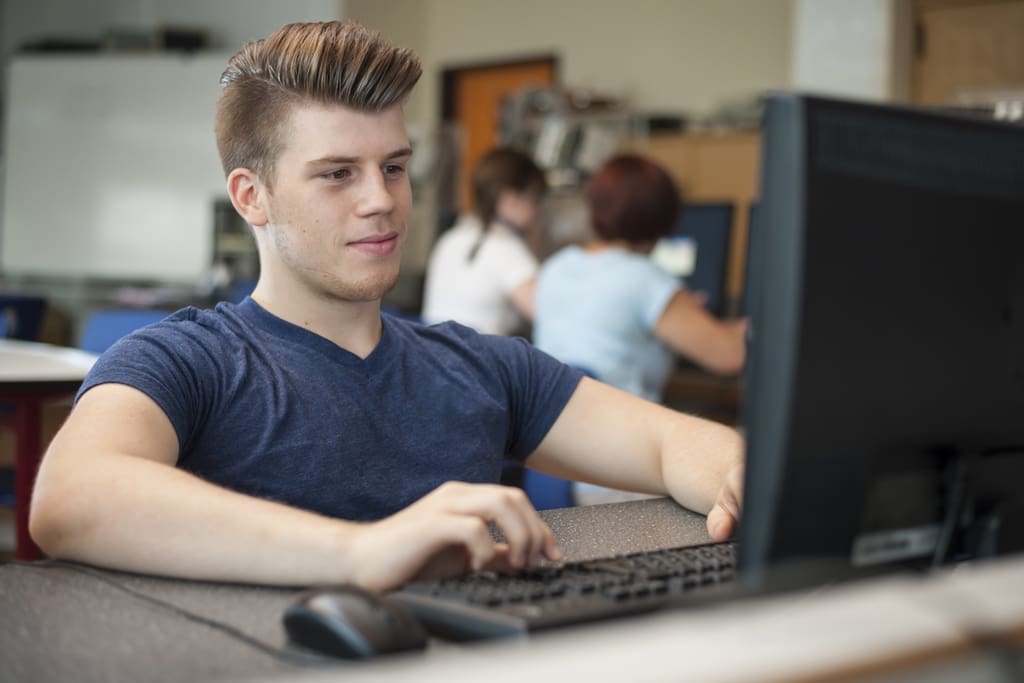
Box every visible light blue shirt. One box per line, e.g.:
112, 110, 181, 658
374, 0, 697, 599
534, 246, 681, 403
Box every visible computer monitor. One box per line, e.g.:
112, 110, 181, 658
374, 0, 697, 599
650, 202, 734, 317
738, 93, 1024, 593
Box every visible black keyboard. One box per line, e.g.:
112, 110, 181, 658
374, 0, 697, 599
391, 541, 738, 640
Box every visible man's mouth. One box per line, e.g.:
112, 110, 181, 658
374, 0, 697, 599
348, 232, 399, 256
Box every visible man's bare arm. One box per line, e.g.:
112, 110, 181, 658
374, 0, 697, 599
30, 384, 560, 588
524, 377, 744, 538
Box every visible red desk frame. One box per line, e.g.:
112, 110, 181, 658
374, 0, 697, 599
4, 384, 83, 559
1, 341, 95, 560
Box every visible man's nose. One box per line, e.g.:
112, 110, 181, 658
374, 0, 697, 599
355, 170, 396, 216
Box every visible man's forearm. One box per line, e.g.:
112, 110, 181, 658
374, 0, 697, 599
31, 452, 359, 586
660, 414, 744, 515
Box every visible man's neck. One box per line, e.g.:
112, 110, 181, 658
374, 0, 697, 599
250, 282, 384, 359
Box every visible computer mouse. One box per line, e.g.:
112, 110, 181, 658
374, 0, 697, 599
282, 585, 428, 660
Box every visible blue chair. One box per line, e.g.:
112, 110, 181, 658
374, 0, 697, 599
516, 365, 600, 510
521, 468, 574, 510
0, 468, 13, 508
79, 309, 171, 354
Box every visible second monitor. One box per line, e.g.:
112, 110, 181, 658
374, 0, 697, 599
650, 202, 734, 317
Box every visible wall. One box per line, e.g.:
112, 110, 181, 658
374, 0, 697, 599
0, 0, 345, 338
0, 0, 345, 258
3, 55, 231, 283
1, 0, 344, 56
791, 0, 913, 101
348, 0, 795, 130
345, 0, 794, 291
0, 1, 923, 318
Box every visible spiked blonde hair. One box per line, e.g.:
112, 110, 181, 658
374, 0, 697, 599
215, 20, 422, 186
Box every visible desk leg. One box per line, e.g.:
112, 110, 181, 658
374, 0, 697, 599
14, 398, 43, 561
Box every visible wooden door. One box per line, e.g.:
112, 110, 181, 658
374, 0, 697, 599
443, 58, 557, 214
913, 0, 1024, 104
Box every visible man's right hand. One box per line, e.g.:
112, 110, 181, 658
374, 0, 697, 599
347, 481, 564, 592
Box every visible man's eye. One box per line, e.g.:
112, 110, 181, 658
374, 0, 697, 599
327, 169, 351, 180
384, 163, 406, 176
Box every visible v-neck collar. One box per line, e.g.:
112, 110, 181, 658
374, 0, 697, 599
235, 297, 394, 371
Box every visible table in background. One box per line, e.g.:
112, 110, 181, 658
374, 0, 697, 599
662, 364, 742, 427
0, 339, 97, 559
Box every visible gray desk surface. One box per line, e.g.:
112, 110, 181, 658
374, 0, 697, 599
6, 498, 1022, 683
0, 498, 710, 683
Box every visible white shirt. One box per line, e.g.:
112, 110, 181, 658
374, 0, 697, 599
422, 215, 538, 335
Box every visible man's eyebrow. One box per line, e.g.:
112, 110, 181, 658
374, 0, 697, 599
307, 147, 414, 166
386, 147, 414, 159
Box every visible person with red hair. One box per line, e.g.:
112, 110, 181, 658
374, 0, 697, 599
535, 154, 747, 504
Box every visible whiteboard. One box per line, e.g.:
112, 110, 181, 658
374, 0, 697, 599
2, 54, 232, 284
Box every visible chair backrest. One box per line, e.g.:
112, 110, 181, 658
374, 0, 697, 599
517, 364, 600, 510
521, 469, 574, 510
79, 309, 170, 354
501, 366, 599, 510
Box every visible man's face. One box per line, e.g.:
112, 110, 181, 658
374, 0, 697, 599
259, 103, 412, 303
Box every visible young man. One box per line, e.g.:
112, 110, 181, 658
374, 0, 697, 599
29, 21, 743, 591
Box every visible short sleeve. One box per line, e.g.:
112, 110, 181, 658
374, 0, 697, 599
75, 320, 216, 453
477, 334, 582, 461
639, 262, 683, 330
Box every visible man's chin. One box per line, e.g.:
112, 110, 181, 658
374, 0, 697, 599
333, 270, 401, 303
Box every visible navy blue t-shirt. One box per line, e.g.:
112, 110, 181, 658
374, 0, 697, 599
78, 298, 582, 521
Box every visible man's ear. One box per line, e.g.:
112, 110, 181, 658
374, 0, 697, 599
226, 168, 269, 227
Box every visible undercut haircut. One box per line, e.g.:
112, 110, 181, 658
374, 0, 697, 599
215, 20, 422, 187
